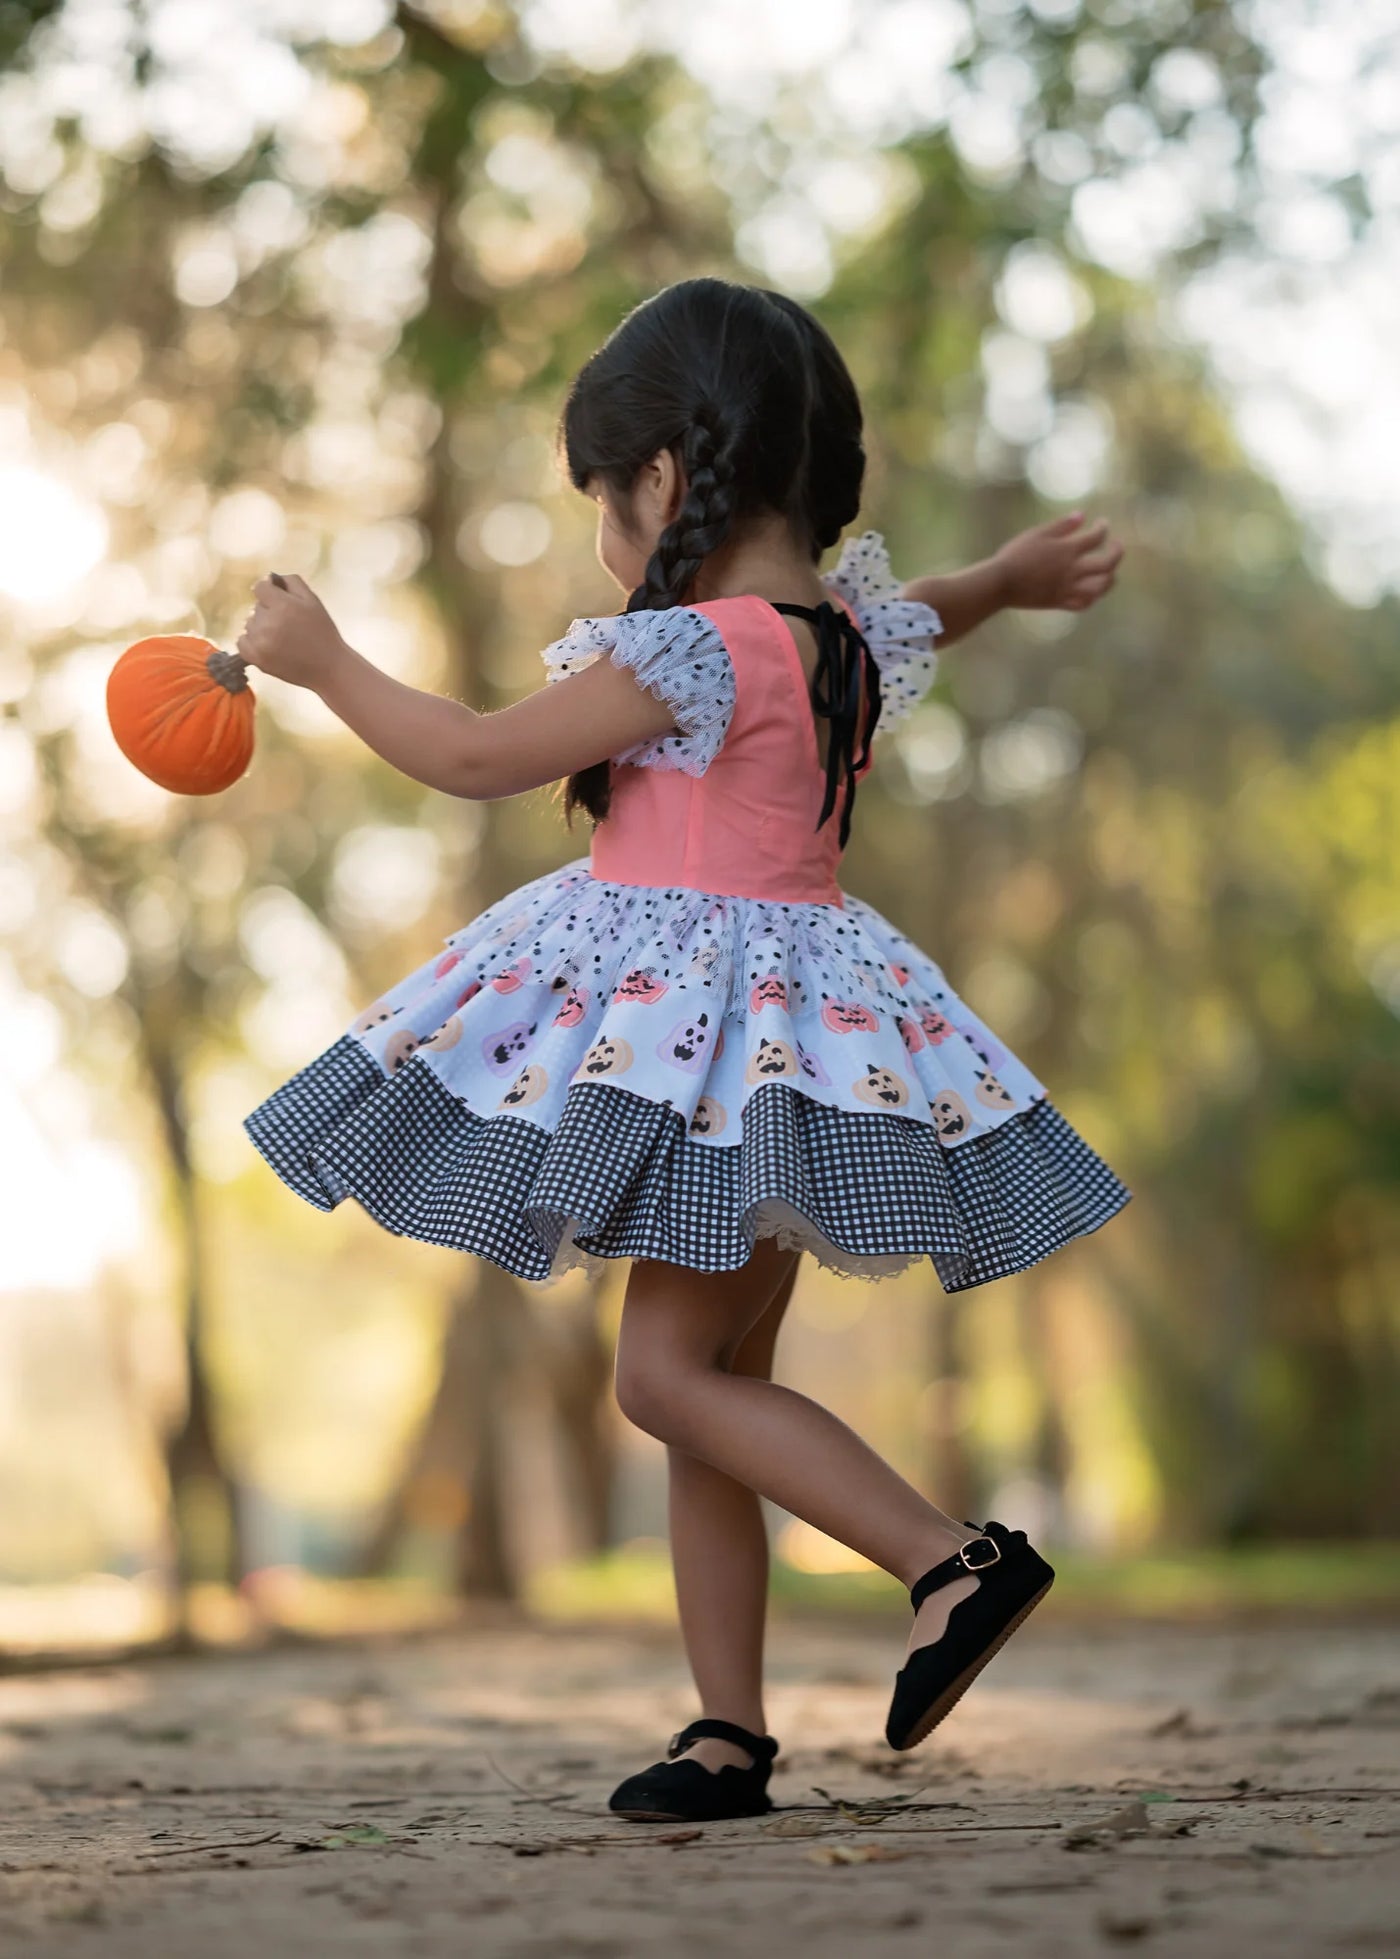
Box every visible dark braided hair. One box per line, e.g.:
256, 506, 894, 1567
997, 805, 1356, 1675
626, 408, 737, 613
763, 291, 866, 557
559, 278, 864, 825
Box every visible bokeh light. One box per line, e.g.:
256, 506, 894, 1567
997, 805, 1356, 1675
0, 467, 108, 605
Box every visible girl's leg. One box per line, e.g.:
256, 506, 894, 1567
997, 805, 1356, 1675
616, 1244, 982, 1698
665, 1252, 799, 1772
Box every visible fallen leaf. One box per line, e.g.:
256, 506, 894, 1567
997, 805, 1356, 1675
320, 1824, 390, 1850
806, 1843, 908, 1866
1095, 1800, 1152, 1835
1064, 1800, 1153, 1851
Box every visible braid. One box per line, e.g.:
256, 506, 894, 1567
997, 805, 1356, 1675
567, 413, 738, 827
632, 413, 737, 611
561, 279, 832, 828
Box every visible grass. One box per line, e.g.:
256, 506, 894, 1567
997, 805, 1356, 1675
3, 1543, 1396, 1667
527, 1539, 1400, 1626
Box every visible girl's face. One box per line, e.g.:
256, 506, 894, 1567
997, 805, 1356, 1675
586, 449, 684, 596
590, 482, 651, 595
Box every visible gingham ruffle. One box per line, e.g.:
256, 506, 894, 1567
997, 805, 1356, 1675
244, 1036, 1129, 1290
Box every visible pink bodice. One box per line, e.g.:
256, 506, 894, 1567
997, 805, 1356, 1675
588, 595, 873, 909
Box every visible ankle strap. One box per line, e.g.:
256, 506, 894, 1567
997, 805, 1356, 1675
909, 1519, 1027, 1613
667, 1718, 778, 1762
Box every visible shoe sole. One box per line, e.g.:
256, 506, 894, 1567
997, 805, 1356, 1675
610, 1806, 772, 1823
890, 1576, 1054, 1752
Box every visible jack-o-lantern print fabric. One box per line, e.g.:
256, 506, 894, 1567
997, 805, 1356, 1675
315, 856, 1046, 1148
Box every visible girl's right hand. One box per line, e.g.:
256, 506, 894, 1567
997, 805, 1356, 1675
994, 513, 1123, 613
237, 573, 349, 693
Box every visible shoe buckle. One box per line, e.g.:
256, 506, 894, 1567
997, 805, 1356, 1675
957, 1535, 1001, 1572
666, 1732, 685, 1760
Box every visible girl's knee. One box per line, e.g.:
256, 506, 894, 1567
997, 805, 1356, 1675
613, 1343, 696, 1443
616, 1254, 779, 1441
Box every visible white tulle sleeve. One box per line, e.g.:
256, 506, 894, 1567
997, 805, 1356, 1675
822, 531, 943, 730
540, 605, 736, 775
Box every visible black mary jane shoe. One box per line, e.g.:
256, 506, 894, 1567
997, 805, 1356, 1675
608, 1718, 779, 1822
885, 1518, 1055, 1752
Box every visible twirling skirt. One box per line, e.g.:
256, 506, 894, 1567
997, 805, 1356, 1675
244, 859, 1130, 1287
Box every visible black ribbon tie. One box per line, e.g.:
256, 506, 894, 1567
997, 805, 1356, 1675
772, 599, 883, 850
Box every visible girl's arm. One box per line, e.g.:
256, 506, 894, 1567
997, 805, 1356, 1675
236, 575, 678, 800
902, 512, 1123, 646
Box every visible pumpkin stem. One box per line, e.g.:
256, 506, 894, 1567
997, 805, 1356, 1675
206, 649, 250, 694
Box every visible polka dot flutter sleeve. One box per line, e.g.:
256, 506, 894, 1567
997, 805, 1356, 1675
822, 531, 944, 731
540, 606, 736, 776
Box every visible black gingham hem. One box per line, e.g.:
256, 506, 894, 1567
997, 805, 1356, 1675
243, 1034, 1130, 1291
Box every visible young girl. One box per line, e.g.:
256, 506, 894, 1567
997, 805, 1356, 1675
241, 278, 1128, 1822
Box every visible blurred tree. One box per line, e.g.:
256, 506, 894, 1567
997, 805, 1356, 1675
2, 0, 738, 1604
338, 7, 735, 1594
1, 0, 1396, 1627
832, 210, 1400, 1537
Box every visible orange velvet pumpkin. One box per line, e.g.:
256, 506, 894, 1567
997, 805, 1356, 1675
106, 635, 256, 795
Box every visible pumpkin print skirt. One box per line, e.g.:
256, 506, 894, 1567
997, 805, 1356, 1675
243, 858, 1130, 1287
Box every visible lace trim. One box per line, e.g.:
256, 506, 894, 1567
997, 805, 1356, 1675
540, 607, 736, 776
822, 531, 942, 731
542, 1203, 928, 1287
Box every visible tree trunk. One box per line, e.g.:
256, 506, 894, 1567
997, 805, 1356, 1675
1018, 1274, 1073, 1528
358, 10, 721, 1591
540, 1287, 618, 1556
926, 1287, 974, 1525
138, 992, 246, 1612
350, 75, 530, 1596
355, 1260, 522, 1598
454, 1261, 520, 1597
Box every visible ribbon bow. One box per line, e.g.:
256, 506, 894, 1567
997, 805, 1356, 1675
772, 599, 883, 849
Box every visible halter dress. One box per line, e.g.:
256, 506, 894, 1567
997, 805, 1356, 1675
244, 533, 1130, 1286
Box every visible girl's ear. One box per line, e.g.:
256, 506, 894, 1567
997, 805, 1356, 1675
637, 446, 685, 530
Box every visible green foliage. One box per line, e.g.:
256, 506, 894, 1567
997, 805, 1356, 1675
1, 0, 1396, 1580
530, 1537, 1400, 1623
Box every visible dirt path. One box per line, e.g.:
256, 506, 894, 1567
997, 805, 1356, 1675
1, 1611, 1396, 1957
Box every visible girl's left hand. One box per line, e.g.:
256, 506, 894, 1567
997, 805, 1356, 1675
237, 573, 347, 692
994, 513, 1124, 613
